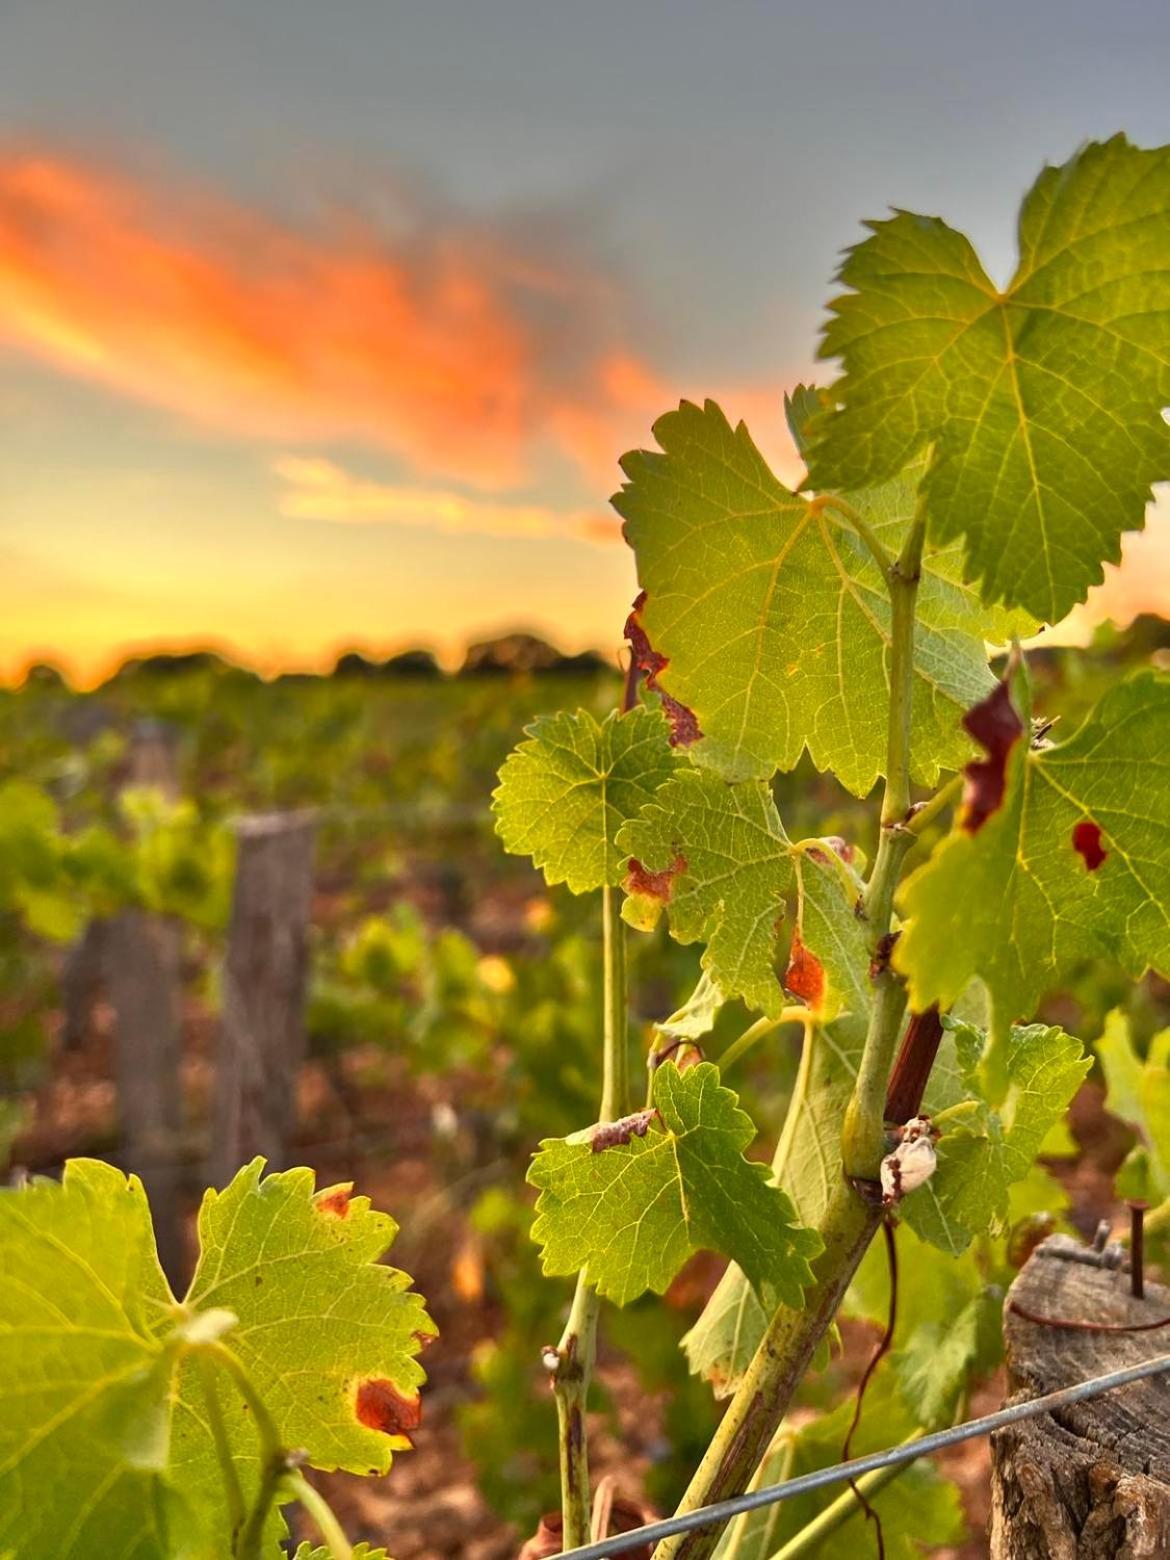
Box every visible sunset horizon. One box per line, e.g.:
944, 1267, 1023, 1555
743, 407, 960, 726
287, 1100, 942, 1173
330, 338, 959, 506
4, 3, 1170, 683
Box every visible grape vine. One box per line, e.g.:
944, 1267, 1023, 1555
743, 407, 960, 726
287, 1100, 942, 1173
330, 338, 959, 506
3, 131, 1170, 1558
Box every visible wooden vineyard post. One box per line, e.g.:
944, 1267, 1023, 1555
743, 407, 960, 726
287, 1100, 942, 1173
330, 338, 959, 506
991, 1231, 1170, 1557
59, 920, 108, 1053
106, 718, 185, 1284
209, 811, 317, 1189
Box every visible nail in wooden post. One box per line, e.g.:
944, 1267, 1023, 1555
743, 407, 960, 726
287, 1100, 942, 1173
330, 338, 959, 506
209, 811, 317, 1189
1130, 1201, 1148, 1300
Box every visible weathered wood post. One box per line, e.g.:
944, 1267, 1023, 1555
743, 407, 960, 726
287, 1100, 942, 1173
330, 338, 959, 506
105, 718, 185, 1284
991, 1231, 1170, 1558
209, 811, 316, 1188
59, 920, 108, 1052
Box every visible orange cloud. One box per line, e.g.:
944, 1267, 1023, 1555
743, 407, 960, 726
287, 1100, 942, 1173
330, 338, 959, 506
0, 153, 681, 489
0, 149, 809, 503
273, 454, 621, 543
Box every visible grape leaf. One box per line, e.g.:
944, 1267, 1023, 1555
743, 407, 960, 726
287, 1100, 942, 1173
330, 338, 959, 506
891, 1292, 997, 1431
0, 1158, 435, 1559
528, 1061, 821, 1307
618, 770, 795, 1015
1095, 1009, 1170, 1202
617, 769, 868, 1019
613, 398, 1016, 794
492, 706, 678, 894
896, 668, 1170, 1031
656, 970, 726, 1044
847, 1220, 1001, 1430
900, 1021, 1088, 1255
0, 1159, 192, 1559
711, 1377, 964, 1559
681, 857, 871, 1393
681, 1013, 863, 1395
807, 135, 1170, 622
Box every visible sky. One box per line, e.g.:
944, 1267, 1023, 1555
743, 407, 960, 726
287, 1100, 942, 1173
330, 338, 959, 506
3, 0, 1170, 684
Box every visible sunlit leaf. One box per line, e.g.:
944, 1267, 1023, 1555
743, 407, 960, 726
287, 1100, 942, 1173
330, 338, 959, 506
493, 706, 678, 894
901, 1020, 1088, 1254
614, 399, 1017, 794
896, 669, 1170, 1033
528, 1062, 821, 1307
808, 135, 1170, 621
0, 1159, 434, 1559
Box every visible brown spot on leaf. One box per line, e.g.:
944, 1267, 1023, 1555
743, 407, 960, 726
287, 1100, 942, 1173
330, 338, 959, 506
625, 852, 687, 903
355, 1378, 422, 1444
961, 678, 1025, 833
315, 1184, 352, 1218
591, 1107, 661, 1152
1072, 818, 1108, 870
784, 929, 826, 1012
625, 594, 702, 747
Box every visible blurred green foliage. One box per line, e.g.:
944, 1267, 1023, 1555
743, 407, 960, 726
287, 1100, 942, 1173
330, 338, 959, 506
0, 622, 1168, 1539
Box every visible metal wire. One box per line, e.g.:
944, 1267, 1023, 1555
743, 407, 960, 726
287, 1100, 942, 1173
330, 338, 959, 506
557, 1351, 1170, 1560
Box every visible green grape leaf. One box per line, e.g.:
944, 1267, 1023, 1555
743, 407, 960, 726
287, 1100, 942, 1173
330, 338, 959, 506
655, 970, 726, 1044
0, 1159, 192, 1558
847, 1218, 1003, 1422
528, 1061, 821, 1307
492, 706, 678, 894
891, 1291, 998, 1431
807, 135, 1170, 622
614, 398, 1015, 794
0, 1159, 434, 1559
901, 1021, 1088, 1254
711, 1377, 964, 1559
896, 667, 1170, 1031
1096, 1009, 1170, 1201
617, 769, 869, 1020
617, 770, 795, 1016
682, 1014, 864, 1395
681, 856, 871, 1394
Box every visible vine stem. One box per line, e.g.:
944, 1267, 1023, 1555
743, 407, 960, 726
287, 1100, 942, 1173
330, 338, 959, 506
843, 509, 926, 1183
653, 511, 928, 1560
202, 1340, 289, 1560
600, 885, 629, 1124
815, 494, 894, 574
284, 1470, 354, 1560
550, 884, 630, 1548
235, 1454, 288, 1560
904, 774, 962, 837
197, 1353, 246, 1541
718, 1008, 809, 1074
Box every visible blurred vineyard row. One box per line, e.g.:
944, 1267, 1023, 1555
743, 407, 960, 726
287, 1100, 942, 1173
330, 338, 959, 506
2, 618, 1169, 1554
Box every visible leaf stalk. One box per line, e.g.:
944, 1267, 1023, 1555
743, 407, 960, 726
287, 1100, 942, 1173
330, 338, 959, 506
844, 510, 927, 1181
284, 1469, 355, 1560
815, 494, 895, 574
551, 882, 630, 1547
